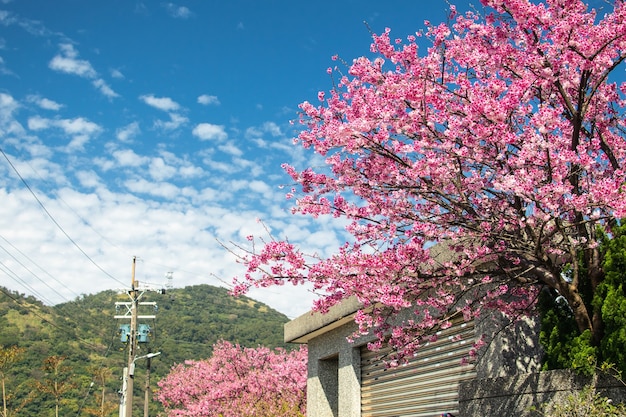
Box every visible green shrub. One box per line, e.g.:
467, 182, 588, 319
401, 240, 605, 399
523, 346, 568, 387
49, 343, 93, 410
532, 385, 626, 417
540, 222, 626, 376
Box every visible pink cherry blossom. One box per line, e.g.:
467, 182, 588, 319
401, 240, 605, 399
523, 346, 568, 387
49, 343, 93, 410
157, 340, 307, 417
232, 0, 626, 361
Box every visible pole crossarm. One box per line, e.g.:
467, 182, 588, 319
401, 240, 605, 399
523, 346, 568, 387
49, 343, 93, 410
114, 302, 157, 319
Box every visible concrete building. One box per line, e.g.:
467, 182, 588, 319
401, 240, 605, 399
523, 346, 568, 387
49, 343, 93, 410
284, 296, 546, 417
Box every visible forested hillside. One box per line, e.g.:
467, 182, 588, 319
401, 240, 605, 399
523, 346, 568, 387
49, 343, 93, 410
0, 284, 290, 416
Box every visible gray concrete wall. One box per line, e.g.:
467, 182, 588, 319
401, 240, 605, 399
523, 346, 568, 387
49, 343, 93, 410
459, 369, 626, 416
306, 320, 365, 417
474, 312, 543, 378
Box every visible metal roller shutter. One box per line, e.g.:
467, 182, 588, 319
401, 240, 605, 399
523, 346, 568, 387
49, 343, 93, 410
361, 321, 476, 417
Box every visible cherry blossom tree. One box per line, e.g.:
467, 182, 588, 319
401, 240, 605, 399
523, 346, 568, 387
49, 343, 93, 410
156, 340, 307, 417
233, 0, 626, 360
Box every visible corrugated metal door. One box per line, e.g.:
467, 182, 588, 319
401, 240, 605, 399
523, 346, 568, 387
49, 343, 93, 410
361, 321, 476, 417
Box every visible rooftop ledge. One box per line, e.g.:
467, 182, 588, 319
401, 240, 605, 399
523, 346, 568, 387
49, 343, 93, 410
284, 296, 362, 344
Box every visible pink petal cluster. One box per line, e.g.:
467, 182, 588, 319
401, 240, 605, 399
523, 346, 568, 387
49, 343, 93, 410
233, 0, 626, 361
156, 341, 307, 417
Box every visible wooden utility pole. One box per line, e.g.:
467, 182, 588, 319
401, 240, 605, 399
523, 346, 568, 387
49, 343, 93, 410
143, 355, 152, 417
126, 257, 138, 417
115, 260, 164, 417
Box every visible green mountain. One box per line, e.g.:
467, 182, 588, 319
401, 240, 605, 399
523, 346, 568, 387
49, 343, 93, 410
0, 284, 290, 416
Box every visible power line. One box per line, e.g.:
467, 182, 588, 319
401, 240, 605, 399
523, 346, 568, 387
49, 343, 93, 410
2, 147, 237, 302
0, 235, 76, 302
0, 286, 104, 351
144, 260, 234, 289
21, 156, 126, 254
0, 260, 56, 305
0, 146, 127, 288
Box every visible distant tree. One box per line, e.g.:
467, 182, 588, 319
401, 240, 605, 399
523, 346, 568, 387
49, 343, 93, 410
34, 356, 76, 417
0, 345, 31, 417
157, 340, 307, 417
83, 366, 117, 417
232, 0, 626, 362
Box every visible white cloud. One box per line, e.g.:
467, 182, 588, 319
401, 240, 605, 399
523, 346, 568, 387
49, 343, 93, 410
154, 113, 188, 131
227, 179, 272, 196
140, 94, 180, 112
197, 94, 220, 106
245, 121, 283, 139
110, 68, 124, 79
0, 167, 326, 318
20, 142, 52, 159
192, 123, 227, 141
0, 56, 15, 76
112, 149, 149, 167
27, 95, 63, 111
26, 116, 101, 152
48, 44, 118, 99
0, 92, 19, 118
164, 3, 192, 19
49, 43, 97, 78
7, 156, 65, 183
92, 156, 115, 171
75, 170, 102, 188
218, 142, 243, 156
67, 134, 90, 151
116, 122, 140, 142
149, 157, 177, 181
179, 164, 204, 178
248, 180, 272, 194
27, 115, 101, 136
232, 156, 264, 177
262, 121, 282, 136
92, 79, 119, 98
204, 158, 237, 174
57, 117, 101, 135
138, 95, 187, 131
124, 178, 180, 199
27, 115, 50, 130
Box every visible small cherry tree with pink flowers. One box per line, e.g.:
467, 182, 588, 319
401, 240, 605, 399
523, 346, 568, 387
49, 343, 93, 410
156, 340, 307, 417
232, 0, 626, 361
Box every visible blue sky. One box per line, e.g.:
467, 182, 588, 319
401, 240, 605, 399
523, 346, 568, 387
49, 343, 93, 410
0, 0, 467, 318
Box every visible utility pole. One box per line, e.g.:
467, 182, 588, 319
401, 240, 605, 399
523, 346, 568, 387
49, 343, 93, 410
142, 352, 160, 417
119, 367, 128, 417
143, 356, 150, 417
115, 260, 165, 417
125, 257, 138, 417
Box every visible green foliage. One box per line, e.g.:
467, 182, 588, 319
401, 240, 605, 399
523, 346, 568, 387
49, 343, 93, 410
0, 284, 290, 416
593, 224, 626, 376
540, 223, 626, 375
539, 287, 598, 376
531, 385, 626, 417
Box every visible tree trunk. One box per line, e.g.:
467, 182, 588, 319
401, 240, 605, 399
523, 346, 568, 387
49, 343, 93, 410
562, 282, 594, 335
527, 261, 595, 339
2, 377, 6, 417
587, 248, 605, 347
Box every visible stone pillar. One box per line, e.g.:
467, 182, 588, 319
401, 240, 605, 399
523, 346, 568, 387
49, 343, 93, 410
338, 345, 361, 417
306, 323, 363, 417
